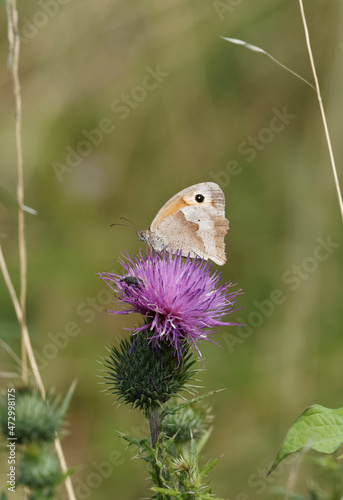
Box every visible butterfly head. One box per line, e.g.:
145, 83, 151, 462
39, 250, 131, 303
137, 229, 148, 243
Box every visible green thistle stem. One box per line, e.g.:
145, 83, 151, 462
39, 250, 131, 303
148, 409, 166, 489
149, 409, 160, 449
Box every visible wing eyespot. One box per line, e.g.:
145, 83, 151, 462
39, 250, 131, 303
195, 194, 205, 203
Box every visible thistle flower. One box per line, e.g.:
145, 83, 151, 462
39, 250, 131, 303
99, 250, 241, 361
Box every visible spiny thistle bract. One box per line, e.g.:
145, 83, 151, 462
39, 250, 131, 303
162, 404, 212, 443
17, 445, 63, 496
103, 332, 197, 414
0, 387, 66, 444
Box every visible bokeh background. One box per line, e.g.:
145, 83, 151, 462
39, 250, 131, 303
1, 0, 343, 498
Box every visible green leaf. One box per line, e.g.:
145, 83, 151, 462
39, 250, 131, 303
199, 458, 220, 479
151, 487, 180, 496
189, 437, 199, 471
59, 379, 77, 417
120, 433, 147, 448
269, 405, 343, 475
196, 426, 213, 454
161, 389, 225, 421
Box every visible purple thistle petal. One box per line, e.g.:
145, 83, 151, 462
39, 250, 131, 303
98, 250, 242, 361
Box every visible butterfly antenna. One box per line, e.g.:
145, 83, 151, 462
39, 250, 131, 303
110, 217, 138, 229
120, 217, 138, 229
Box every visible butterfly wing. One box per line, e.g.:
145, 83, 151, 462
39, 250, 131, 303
149, 182, 229, 265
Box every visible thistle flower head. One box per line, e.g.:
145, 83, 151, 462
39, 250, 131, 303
0, 387, 67, 445
162, 403, 213, 443
99, 250, 241, 361
18, 446, 63, 492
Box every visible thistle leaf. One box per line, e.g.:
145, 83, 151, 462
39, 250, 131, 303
199, 458, 220, 479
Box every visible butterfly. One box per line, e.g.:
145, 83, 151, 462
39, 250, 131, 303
137, 182, 229, 265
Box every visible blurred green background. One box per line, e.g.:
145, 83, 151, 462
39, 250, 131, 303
1, 0, 343, 498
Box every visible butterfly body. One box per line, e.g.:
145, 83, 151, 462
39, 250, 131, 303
137, 182, 229, 265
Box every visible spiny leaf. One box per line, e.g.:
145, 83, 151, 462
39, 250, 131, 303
189, 437, 199, 472
58, 379, 77, 416
161, 390, 224, 421
199, 458, 220, 479
197, 426, 213, 454
269, 404, 343, 475
151, 487, 179, 496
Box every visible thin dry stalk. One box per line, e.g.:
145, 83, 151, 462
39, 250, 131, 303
0, 245, 46, 396
0, 338, 23, 368
298, 0, 343, 221
4, 2, 77, 499
6, 0, 28, 383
